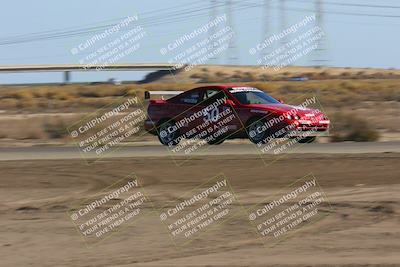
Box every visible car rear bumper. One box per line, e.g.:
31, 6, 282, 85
144, 119, 157, 135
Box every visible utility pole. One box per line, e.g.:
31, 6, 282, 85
63, 71, 71, 84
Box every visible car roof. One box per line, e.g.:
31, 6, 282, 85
189, 85, 241, 91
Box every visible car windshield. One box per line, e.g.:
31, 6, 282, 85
229, 87, 280, 104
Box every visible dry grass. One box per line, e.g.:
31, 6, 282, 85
0, 85, 145, 112
330, 112, 380, 142
162, 65, 400, 83
42, 117, 70, 139
0, 65, 399, 142
0, 79, 399, 112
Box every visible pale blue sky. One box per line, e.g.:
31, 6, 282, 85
0, 0, 399, 84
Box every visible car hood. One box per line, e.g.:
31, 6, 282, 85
246, 103, 321, 115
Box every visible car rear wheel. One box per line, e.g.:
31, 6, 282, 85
298, 136, 316, 143
157, 120, 180, 146
207, 137, 225, 145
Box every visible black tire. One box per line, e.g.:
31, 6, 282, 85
246, 117, 271, 144
157, 120, 180, 146
298, 136, 316, 143
207, 137, 225, 145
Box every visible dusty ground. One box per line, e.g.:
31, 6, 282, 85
0, 153, 399, 267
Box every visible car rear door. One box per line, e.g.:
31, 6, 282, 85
197, 89, 242, 139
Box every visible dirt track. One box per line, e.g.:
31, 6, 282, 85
0, 153, 399, 266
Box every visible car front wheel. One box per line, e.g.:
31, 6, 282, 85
247, 118, 270, 144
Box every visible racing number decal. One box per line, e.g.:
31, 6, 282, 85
204, 107, 219, 123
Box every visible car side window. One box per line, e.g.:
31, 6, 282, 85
233, 92, 248, 104
177, 90, 200, 105
203, 89, 219, 101
201, 89, 226, 106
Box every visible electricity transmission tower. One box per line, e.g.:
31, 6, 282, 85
261, 0, 271, 61
311, 0, 329, 67
209, 0, 219, 64
279, 0, 287, 49
225, 0, 239, 65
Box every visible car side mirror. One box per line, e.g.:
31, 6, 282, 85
278, 99, 284, 104
225, 99, 236, 106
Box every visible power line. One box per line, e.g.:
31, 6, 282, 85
0, 1, 268, 47
289, 0, 400, 9
0, 0, 206, 42
2, 0, 400, 47
0, 1, 225, 45
2, 0, 400, 63
285, 6, 400, 18
1, 1, 290, 47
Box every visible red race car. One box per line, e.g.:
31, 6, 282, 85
144, 85, 330, 146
